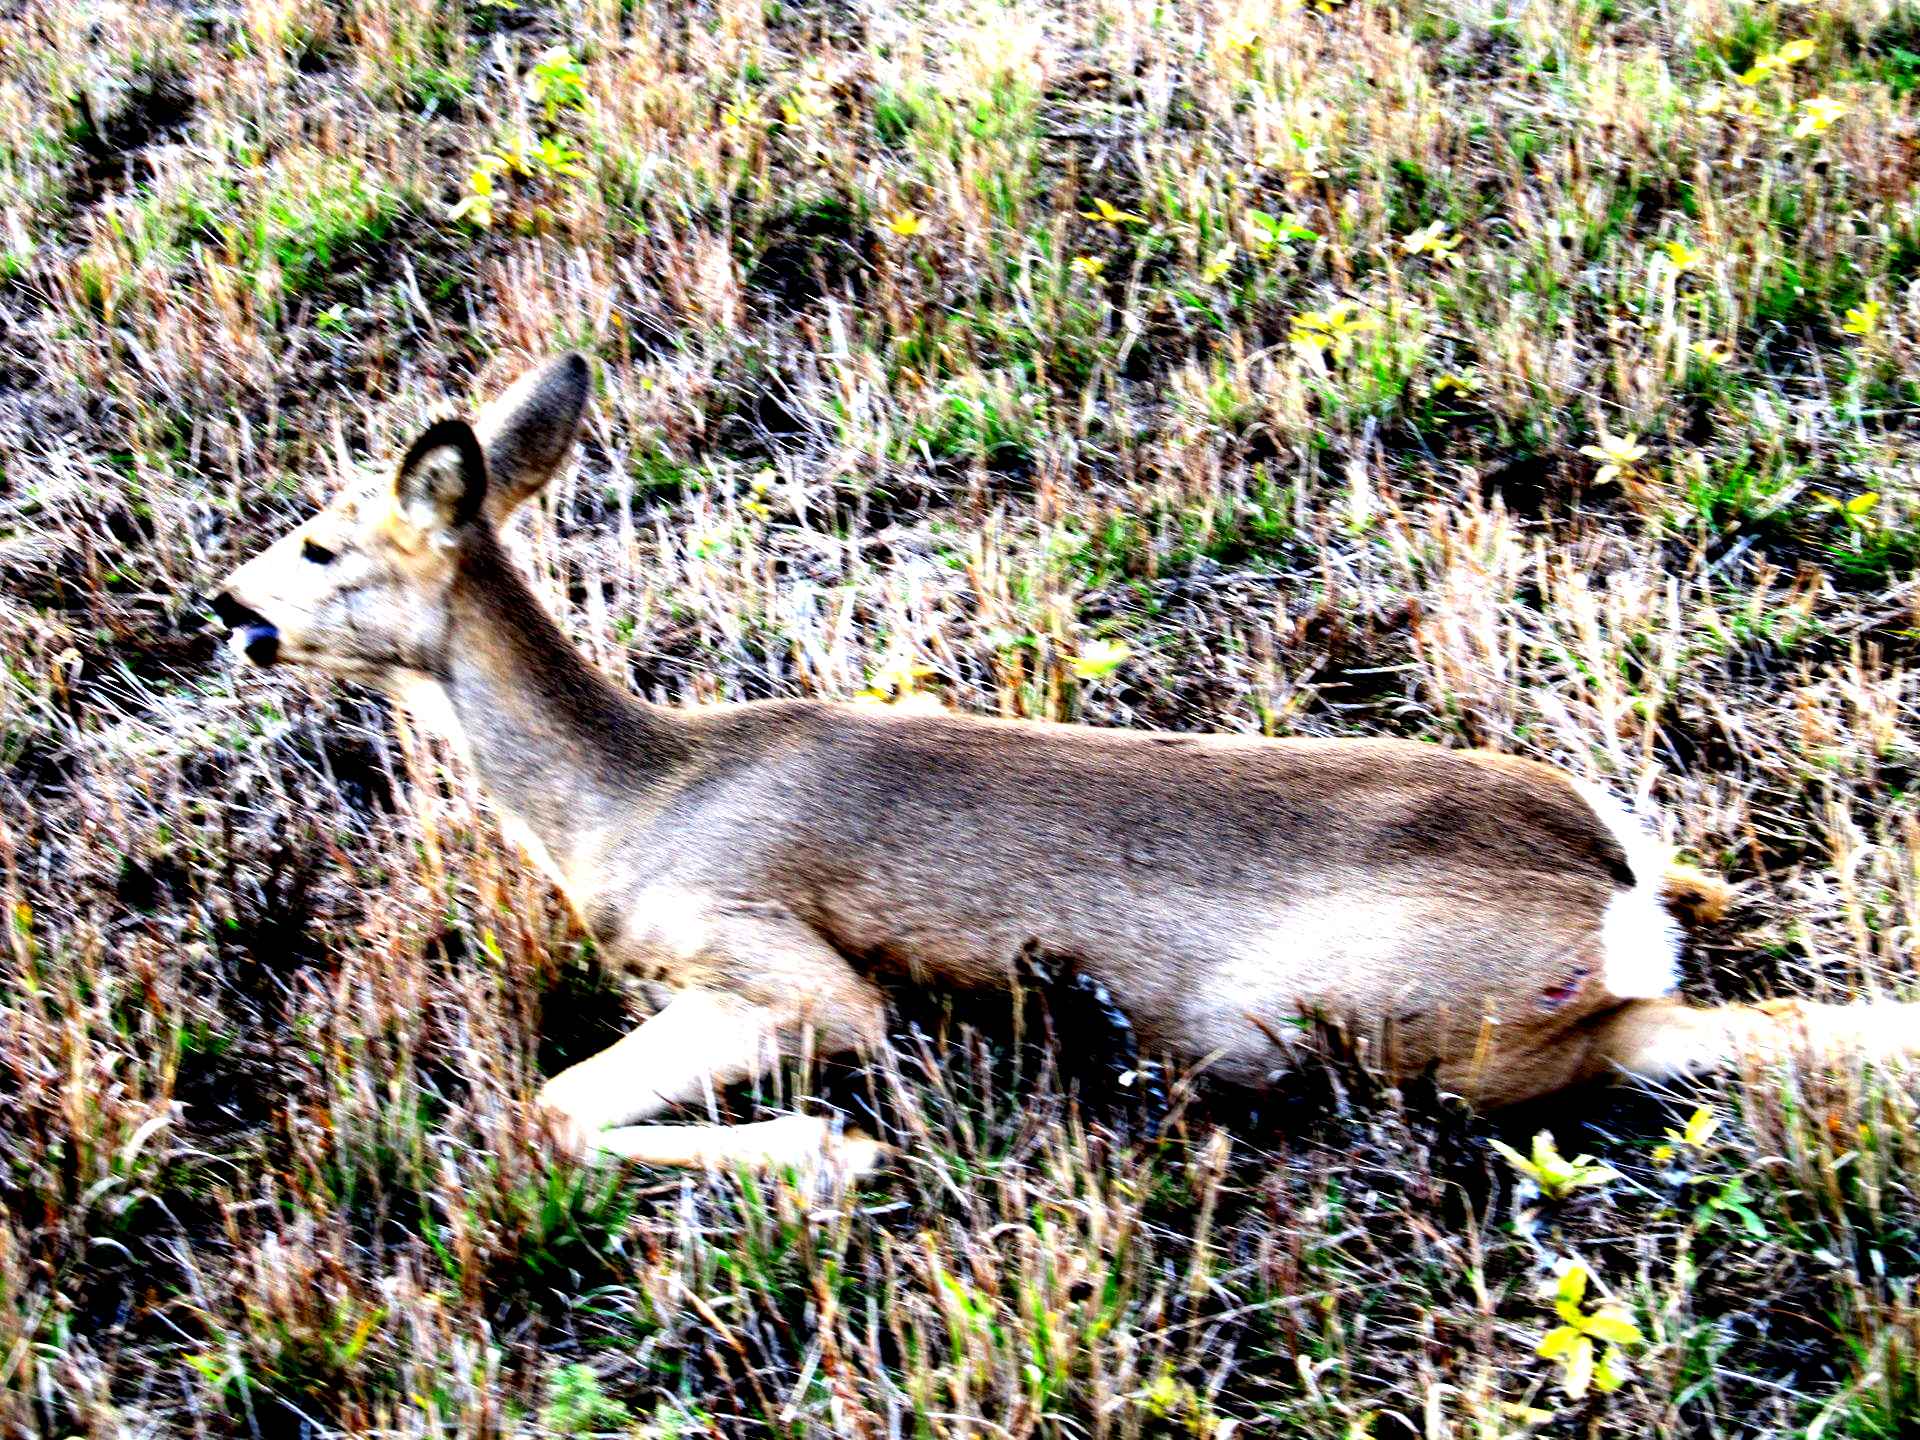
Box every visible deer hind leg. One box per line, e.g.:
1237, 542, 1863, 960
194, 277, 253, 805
536, 914, 887, 1174
1586, 995, 1920, 1084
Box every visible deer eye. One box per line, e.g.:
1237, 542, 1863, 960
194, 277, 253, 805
302, 539, 338, 566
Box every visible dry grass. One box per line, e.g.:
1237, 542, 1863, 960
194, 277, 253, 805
4, 0, 1920, 1433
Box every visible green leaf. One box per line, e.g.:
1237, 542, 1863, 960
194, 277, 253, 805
1537, 1324, 1581, 1360
1679, 1106, 1720, 1147
1582, 1308, 1643, 1346
1594, 1344, 1632, 1393
1491, 1139, 1538, 1180
337, 1307, 384, 1365
1555, 1262, 1590, 1310
1561, 1335, 1596, 1399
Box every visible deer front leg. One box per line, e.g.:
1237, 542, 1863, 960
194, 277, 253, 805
536, 988, 777, 1153
592, 1114, 886, 1176
535, 911, 888, 1173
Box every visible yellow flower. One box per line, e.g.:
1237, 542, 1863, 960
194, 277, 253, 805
1738, 38, 1815, 85
1651, 1143, 1676, 1166
1431, 371, 1480, 396
1221, 12, 1264, 49
1402, 221, 1463, 265
854, 659, 944, 711
1793, 95, 1847, 137
1535, 1262, 1644, 1400
1070, 638, 1132, 681
780, 84, 833, 124
531, 136, 588, 179
1578, 426, 1649, 486
1692, 339, 1733, 364
1290, 301, 1378, 363
1070, 254, 1107, 280
1492, 1131, 1620, 1200
448, 163, 499, 227
1668, 1106, 1721, 1149
1659, 238, 1704, 274
1811, 490, 1881, 526
720, 97, 760, 128
1080, 197, 1147, 226
1841, 299, 1882, 336
884, 212, 924, 238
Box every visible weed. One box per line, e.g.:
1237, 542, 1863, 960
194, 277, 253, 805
541, 1362, 633, 1437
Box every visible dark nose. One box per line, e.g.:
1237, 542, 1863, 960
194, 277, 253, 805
211, 591, 263, 631
242, 626, 280, 665
212, 592, 280, 666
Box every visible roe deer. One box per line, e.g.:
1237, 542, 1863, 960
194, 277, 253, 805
212, 354, 1920, 1174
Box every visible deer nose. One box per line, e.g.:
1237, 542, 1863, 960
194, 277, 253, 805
211, 591, 258, 630
212, 592, 281, 666
241, 625, 280, 665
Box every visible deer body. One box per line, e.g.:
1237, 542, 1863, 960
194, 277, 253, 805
214, 356, 1920, 1173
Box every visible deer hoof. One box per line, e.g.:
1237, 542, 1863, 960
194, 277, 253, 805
828, 1127, 889, 1181
533, 1086, 600, 1160
762, 1114, 890, 1183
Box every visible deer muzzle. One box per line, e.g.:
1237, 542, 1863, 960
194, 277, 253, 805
212, 591, 281, 666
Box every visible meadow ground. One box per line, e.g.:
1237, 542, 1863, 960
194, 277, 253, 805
4, 0, 1920, 1434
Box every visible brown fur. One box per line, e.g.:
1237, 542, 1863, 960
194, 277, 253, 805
212, 356, 1920, 1171
1661, 862, 1736, 927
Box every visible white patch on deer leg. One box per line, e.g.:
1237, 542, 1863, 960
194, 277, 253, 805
593, 1115, 884, 1177
536, 989, 775, 1145
1573, 780, 1682, 999
1791, 1000, 1920, 1065
592, 1114, 821, 1167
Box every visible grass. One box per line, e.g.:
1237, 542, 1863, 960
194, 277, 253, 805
2, 0, 1919, 1434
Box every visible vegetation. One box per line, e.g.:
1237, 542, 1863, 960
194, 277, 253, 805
2, 0, 1919, 1434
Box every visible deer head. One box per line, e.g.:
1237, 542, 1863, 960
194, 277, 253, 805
212, 354, 589, 684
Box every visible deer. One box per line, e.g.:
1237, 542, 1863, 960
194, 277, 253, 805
211, 353, 1920, 1175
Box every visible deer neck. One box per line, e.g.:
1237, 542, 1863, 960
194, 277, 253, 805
402, 529, 689, 890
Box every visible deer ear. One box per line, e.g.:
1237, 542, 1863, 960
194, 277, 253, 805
394, 418, 488, 539
476, 353, 590, 519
